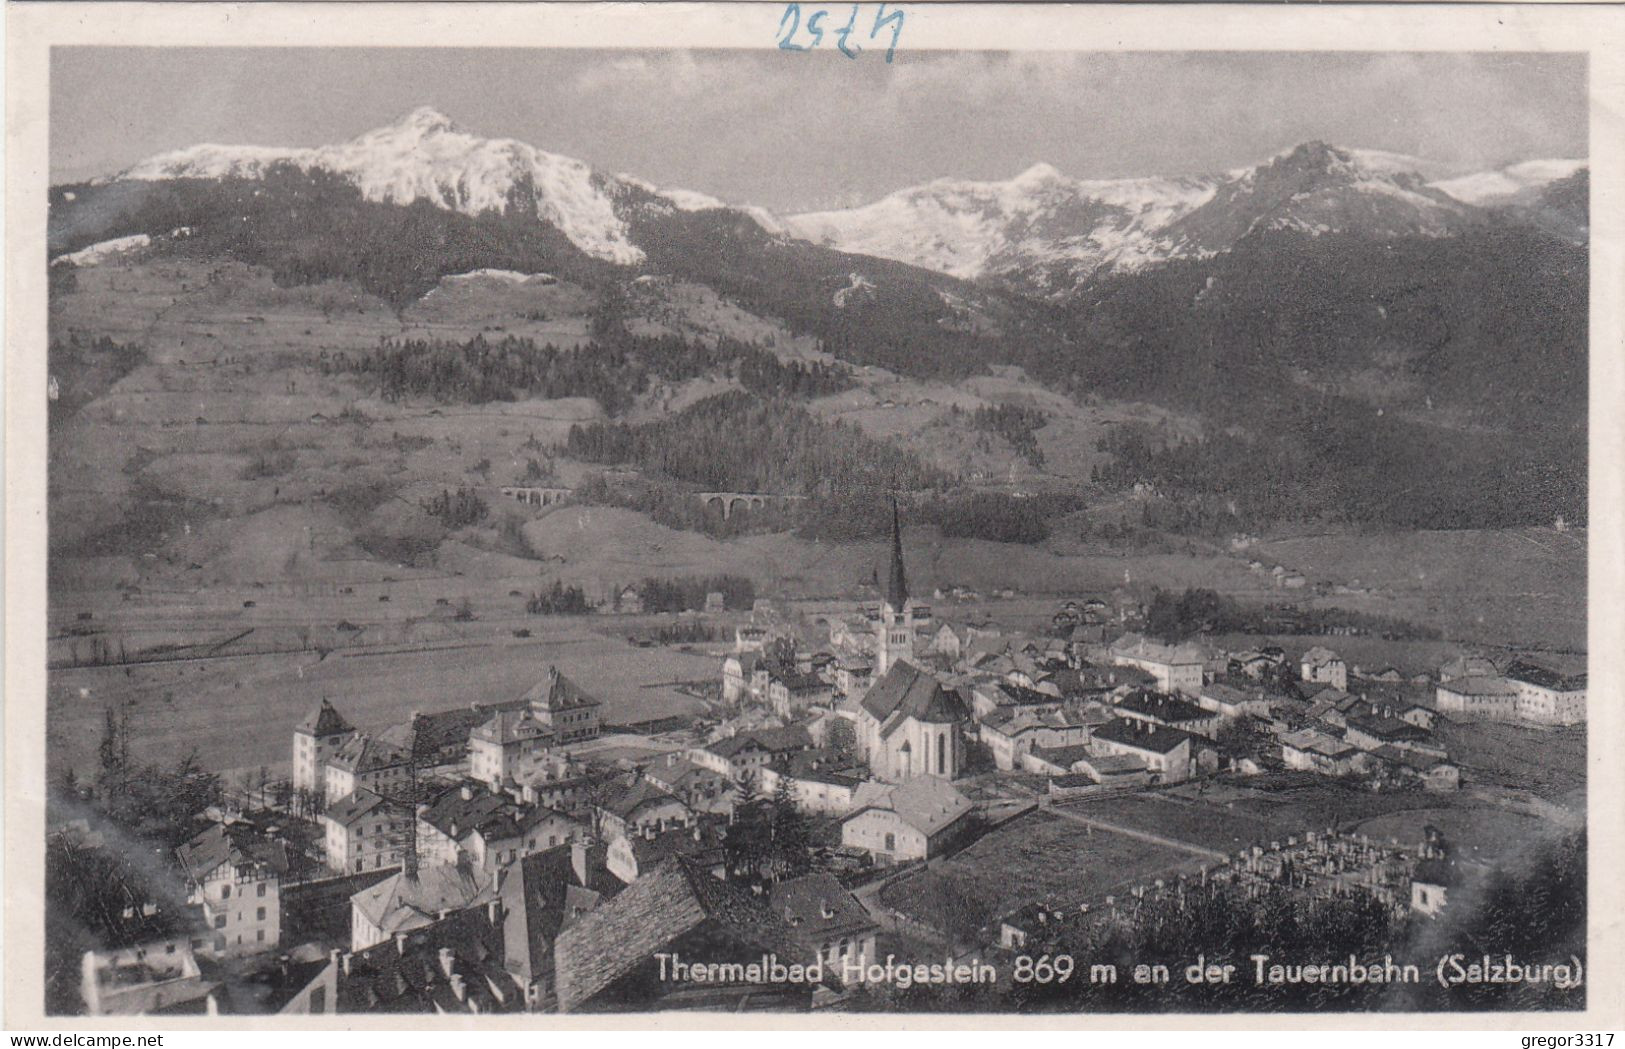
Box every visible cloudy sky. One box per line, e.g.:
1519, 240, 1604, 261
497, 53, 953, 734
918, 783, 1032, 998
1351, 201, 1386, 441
51, 49, 1586, 213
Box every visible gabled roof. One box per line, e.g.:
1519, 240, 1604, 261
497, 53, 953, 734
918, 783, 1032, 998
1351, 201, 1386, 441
470, 708, 555, 746
526, 666, 601, 713
769, 873, 877, 942
860, 661, 968, 736
177, 822, 289, 884
599, 775, 688, 821
498, 844, 620, 983
1091, 718, 1195, 755
1300, 646, 1342, 667
748, 724, 814, 755
1437, 675, 1517, 697
419, 783, 516, 841
1110, 633, 1205, 666
297, 699, 355, 738
846, 776, 973, 838
554, 859, 803, 1011
324, 789, 409, 829
350, 862, 497, 936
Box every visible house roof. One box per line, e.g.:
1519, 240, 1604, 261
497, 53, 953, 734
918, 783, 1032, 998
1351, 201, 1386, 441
329, 906, 519, 1014
554, 859, 803, 1011
1117, 692, 1213, 725
176, 822, 289, 884
525, 666, 602, 713
471, 708, 555, 746
329, 733, 411, 775
297, 699, 355, 738
769, 873, 877, 942
1091, 718, 1195, 755
1282, 728, 1357, 758
1347, 714, 1430, 742
497, 844, 620, 983
749, 724, 815, 755
846, 776, 973, 838
1503, 659, 1587, 692
419, 783, 516, 841
860, 661, 968, 735
1438, 675, 1518, 697
1028, 743, 1095, 769
350, 862, 498, 936
600, 775, 688, 821
1300, 646, 1342, 667
1110, 633, 1204, 666
1078, 753, 1149, 775
324, 789, 409, 829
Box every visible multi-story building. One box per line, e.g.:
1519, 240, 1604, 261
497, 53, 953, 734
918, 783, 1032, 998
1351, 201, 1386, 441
292, 699, 357, 806
176, 822, 288, 957
525, 666, 602, 743
1504, 659, 1587, 726
322, 790, 412, 875
468, 708, 555, 790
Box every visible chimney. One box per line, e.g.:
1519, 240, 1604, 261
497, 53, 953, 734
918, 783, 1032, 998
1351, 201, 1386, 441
450, 972, 466, 1002
395, 932, 408, 955
341, 952, 353, 976
438, 947, 456, 978
487, 899, 503, 926
571, 840, 589, 886
460, 784, 474, 801
328, 947, 341, 971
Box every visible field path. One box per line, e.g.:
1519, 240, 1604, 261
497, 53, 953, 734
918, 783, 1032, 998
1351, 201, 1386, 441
1043, 802, 1230, 864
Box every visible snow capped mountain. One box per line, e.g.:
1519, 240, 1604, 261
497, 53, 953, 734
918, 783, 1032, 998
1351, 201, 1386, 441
787, 162, 1217, 288
112, 107, 777, 266
1430, 158, 1587, 206
786, 142, 1585, 298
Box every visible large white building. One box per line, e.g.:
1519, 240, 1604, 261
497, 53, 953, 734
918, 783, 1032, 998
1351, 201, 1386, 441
1109, 634, 1205, 695
1504, 659, 1587, 726
292, 699, 356, 805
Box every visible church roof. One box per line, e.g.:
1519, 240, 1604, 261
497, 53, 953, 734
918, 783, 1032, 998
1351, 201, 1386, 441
860, 662, 967, 736
885, 498, 909, 611
297, 698, 354, 738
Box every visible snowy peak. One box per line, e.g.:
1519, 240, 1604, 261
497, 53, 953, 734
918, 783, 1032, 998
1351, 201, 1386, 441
786, 141, 1575, 298
108, 108, 773, 267
787, 162, 1219, 288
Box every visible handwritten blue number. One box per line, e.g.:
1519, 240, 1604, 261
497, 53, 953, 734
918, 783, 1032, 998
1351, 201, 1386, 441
805, 9, 827, 49
835, 4, 862, 58
871, 3, 904, 63
778, 4, 807, 50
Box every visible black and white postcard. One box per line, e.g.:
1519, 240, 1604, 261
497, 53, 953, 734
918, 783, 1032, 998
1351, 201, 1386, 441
5, 1, 1622, 1030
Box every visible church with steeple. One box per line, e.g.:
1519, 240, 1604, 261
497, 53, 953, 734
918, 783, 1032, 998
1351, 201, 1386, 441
850, 501, 970, 781
874, 499, 921, 678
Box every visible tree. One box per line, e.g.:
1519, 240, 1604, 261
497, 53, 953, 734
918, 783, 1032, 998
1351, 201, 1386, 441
825, 718, 858, 763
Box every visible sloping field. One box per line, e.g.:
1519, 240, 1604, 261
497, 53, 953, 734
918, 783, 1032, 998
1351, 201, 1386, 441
878, 811, 1195, 941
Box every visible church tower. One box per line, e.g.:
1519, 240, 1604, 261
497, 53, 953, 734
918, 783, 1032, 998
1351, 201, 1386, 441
875, 500, 918, 677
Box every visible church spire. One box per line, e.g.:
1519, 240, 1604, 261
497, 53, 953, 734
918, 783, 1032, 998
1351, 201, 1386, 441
886, 497, 909, 611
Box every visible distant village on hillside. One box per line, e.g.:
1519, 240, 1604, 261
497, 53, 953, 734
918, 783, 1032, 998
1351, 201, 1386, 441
54, 506, 1587, 1015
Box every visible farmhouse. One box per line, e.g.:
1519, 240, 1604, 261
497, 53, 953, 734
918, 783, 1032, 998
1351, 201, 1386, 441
767, 668, 834, 718
1197, 682, 1273, 720
756, 750, 867, 815
1280, 728, 1364, 777
595, 775, 693, 842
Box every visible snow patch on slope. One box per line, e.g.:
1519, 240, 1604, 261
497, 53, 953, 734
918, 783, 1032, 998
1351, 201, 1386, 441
1432, 159, 1586, 205
52, 233, 152, 267
116, 107, 645, 265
